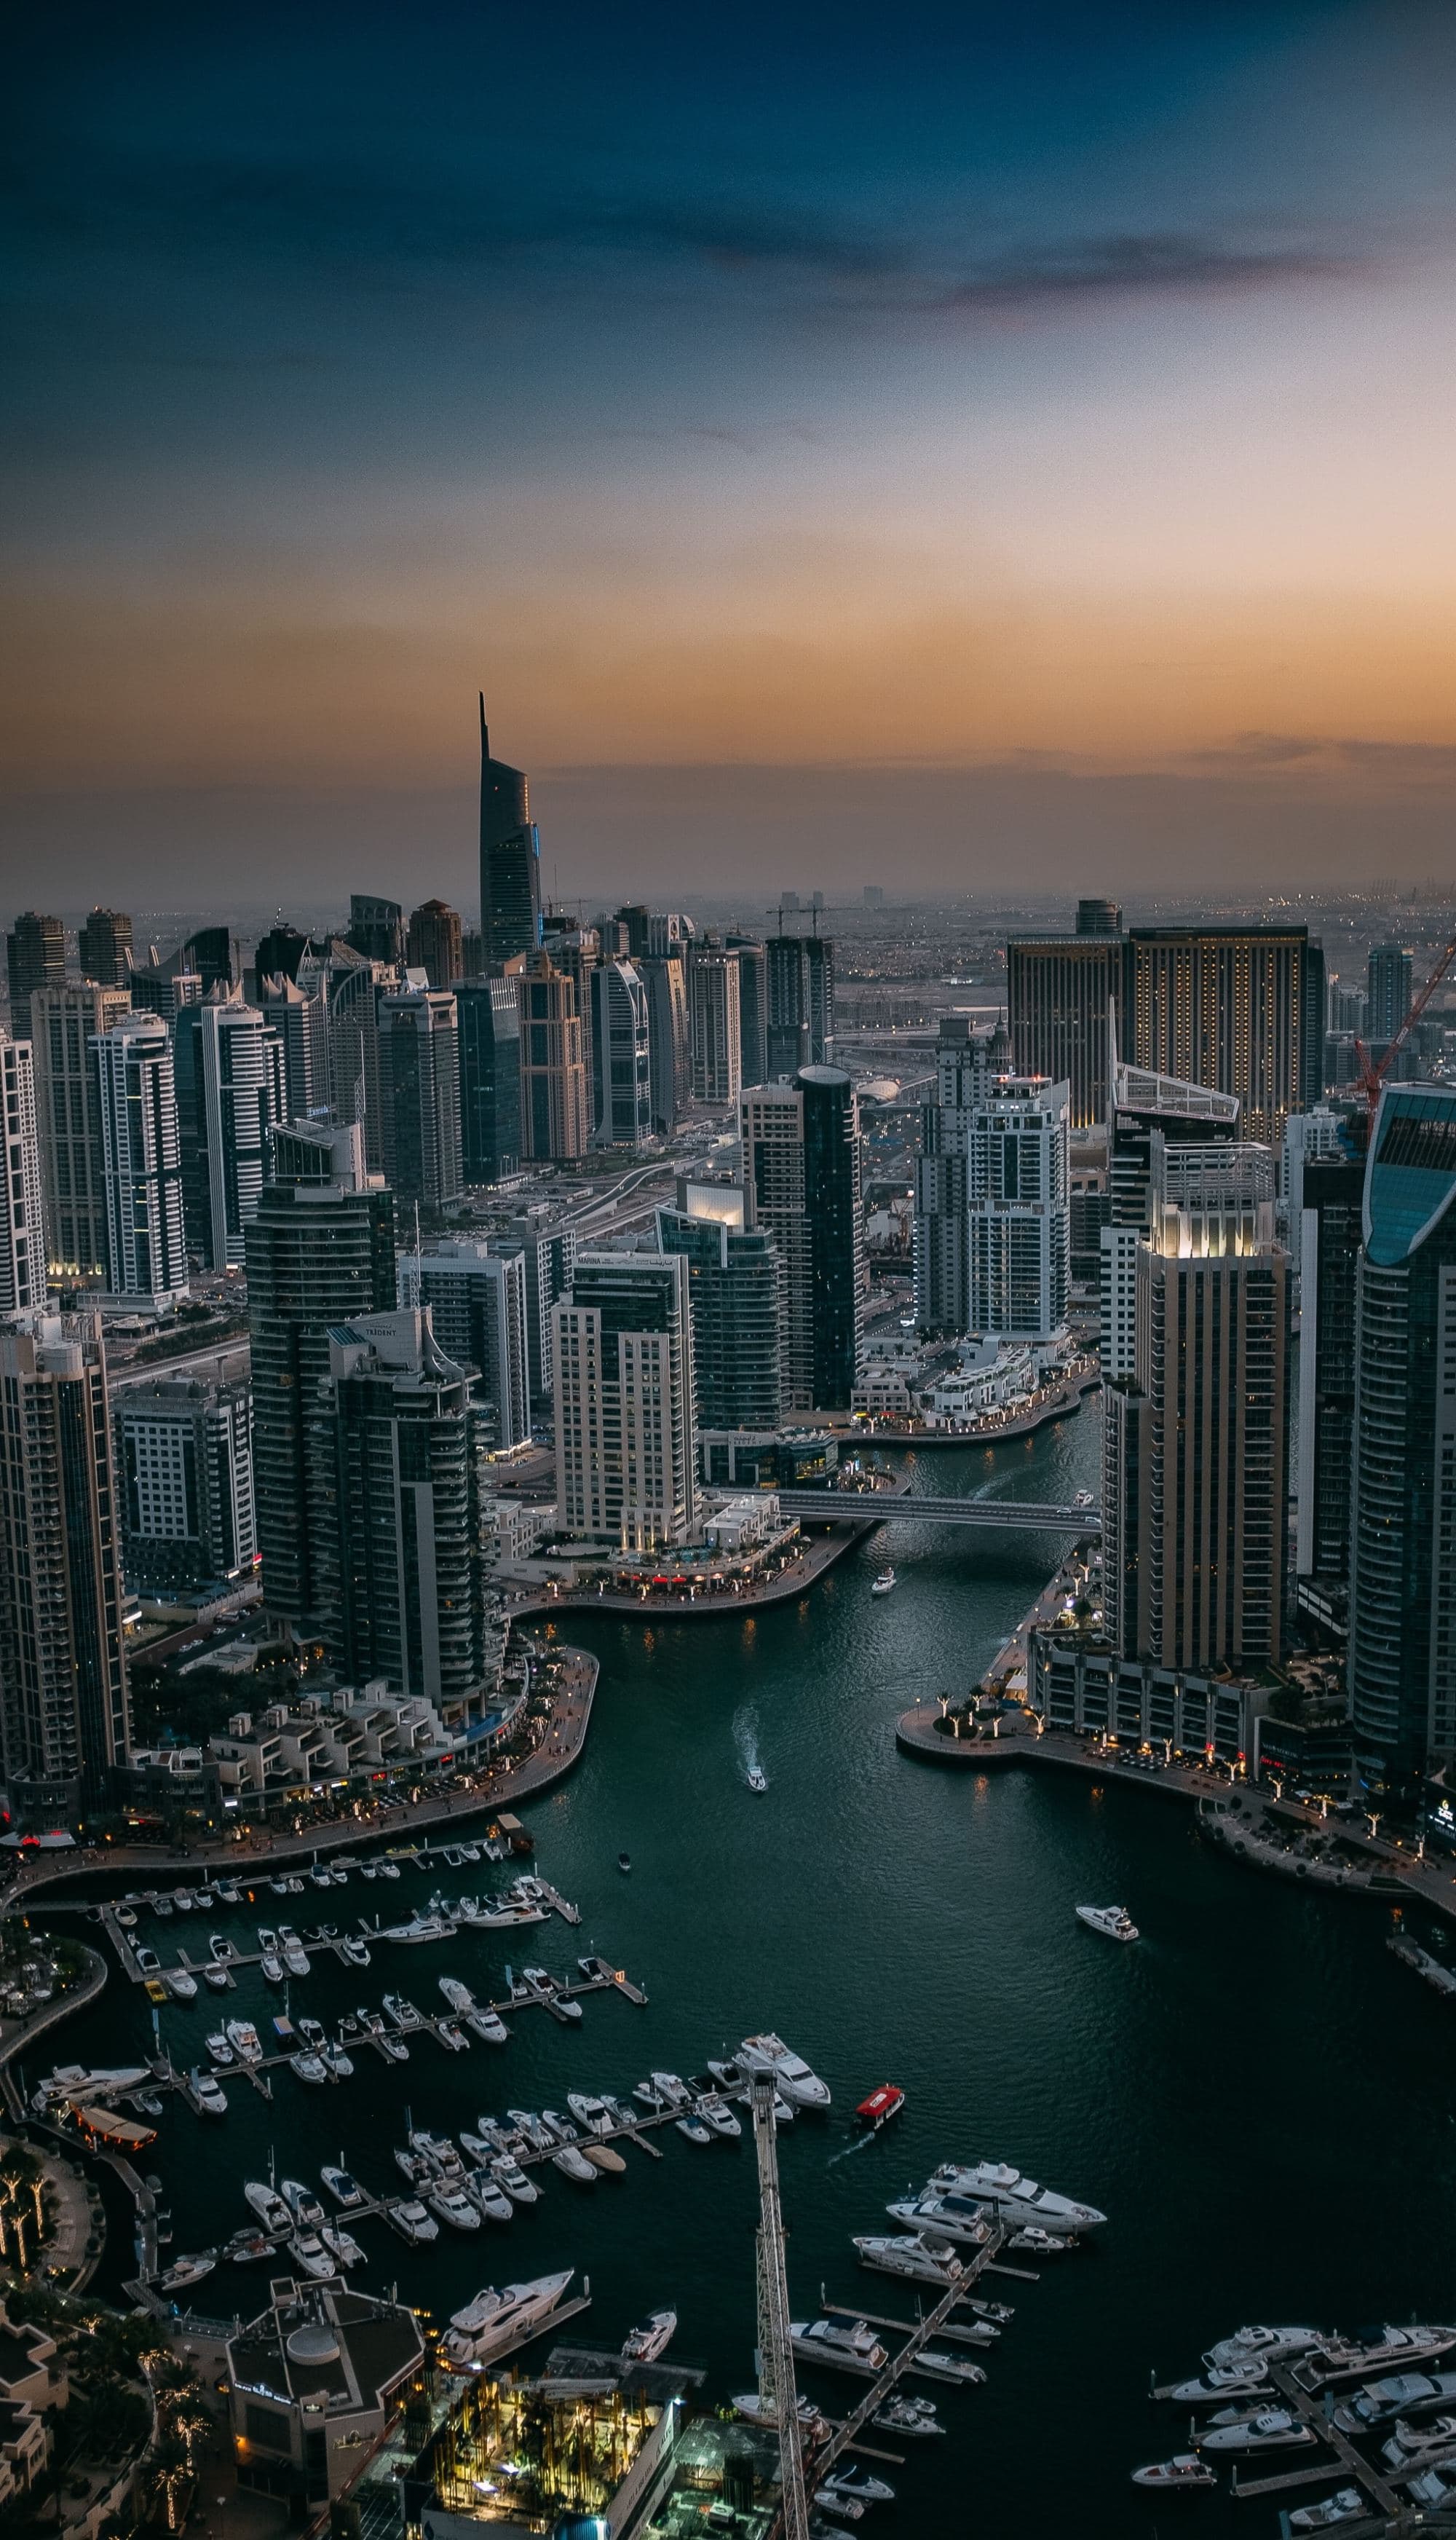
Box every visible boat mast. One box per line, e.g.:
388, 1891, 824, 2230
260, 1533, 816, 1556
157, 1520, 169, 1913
753, 2078, 810, 2540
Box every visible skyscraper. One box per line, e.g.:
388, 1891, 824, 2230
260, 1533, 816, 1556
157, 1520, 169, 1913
1075, 898, 1123, 936
740, 1065, 863, 1412
493, 1212, 578, 1411
1006, 928, 1123, 1130
79, 907, 133, 988
93, 1014, 188, 1310
245, 1122, 395, 1630
1348, 1083, 1456, 1778
911, 1014, 1011, 1336
7, 912, 65, 1043
553, 1250, 697, 1549
32, 984, 132, 1279
0, 1034, 46, 1313
1123, 923, 1324, 1143
114, 1355, 255, 1593
180, 928, 240, 993
0, 1312, 130, 1816
764, 933, 835, 1078
689, 943, 742, 1105
1100, 1054, 1241, 1380
321, 950, 392, 1171
258, 973, 331, 1124
967, 1076, 1070, 1344
1366, 942, 1413, 1049
590, 959, 652, 1148
456, 979, 521, 1183
480, 700, 542, 965
516, 955, 587, 1161
642, 953, 689, 1135
250, 920, 312, 988
1103, 1142, 1289, 1674
657, 1182, 782, 1433
1295, 1144, 1364, 1605
726, 933, 767, 1086
379, 986, 463, 1209
405, 898, 464, 990
347, 894, 404, 966
400, 1239, 532, 1451
192, 987, 285, 1268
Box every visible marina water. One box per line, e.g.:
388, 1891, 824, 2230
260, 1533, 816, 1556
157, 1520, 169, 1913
44, 1400, 1456, 2536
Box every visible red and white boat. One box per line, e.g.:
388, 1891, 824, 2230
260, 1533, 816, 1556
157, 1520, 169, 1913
855, 2085, 905, 2131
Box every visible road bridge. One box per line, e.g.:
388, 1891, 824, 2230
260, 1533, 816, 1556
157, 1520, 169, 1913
779, 1490, 1101, 1535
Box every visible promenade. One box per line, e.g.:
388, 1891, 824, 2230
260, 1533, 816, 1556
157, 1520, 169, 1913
510, 1505, 883, 1620
845, 1365, 1099, 1451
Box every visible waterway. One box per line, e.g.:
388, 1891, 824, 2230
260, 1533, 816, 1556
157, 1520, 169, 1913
31, 1399, 1456, 2538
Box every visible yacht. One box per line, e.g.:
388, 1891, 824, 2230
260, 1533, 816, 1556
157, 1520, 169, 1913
885, 2193, 994, 2249
290, 2051, 329, 2084
929, 2161, 1106, 2233
341, 1937, 371, 1968
568, 2093, 614, 2135
916, 2351, 988, 2386
467, 2005, 510, 2046
507, 2110, 557, 2153
1167, 2363, 1270, 2402
522, 1966, 582, 2020
320, 2222, 365, 2270
202, 1964, 231, 1992
225, 2229, 275, 2265
622, 2310, 677, 2364
281, 2179, 325, 2225
580, 2142, 627, 2175
440, 1977, 475, 2014
1204, 2326, 1324, 2373
209, 1935, 235, 1965
1382, 2415, 1456, 2469
384, 1914, 456, 1945
819, 2466, 895, 2509
260, 1952, 285, 1984
215, 1880, 242, 1905
491, 2155, 540, 2206
1289, 2494, 1364, 2532
676, 2115, 713, 2145
553, 2144, 598, 2183
410, 2127, 464, 2175
205, 2031, 234, 2065
442, 2272, 576, 2366
1199, 2409, 1316, 2453
289, 2233, 336, 2280
733, 2392, 830, 2439
322, 2165, 365, 2207
1009, 2225, 1077, 2254
871, 2394, 944, 2440
853, 2233, 965, 2289
189, 2068, 229, 2116
438, 2022, 470, 2053
321, 2040, 354, 2080
280, 1933, 311, 1978
1130, 2457, 1216, 2492
870, 1569, 896, 1596
747, 1767, 767, 1793
429, 2185, 483, 2231
383, 1994, 423, 2029
1334, 2374, 1456, 2432
376, 1858, 402, 1879
387, 2198, 439, 2244
737, 2035, 831, 2110
1075, 1904, 1139, 1943
167, 1967, 198, 2001
225, 2019, 264, 2064
788, 2318, 889, 2377
158, 2251, 216, 2295
244, 2182, 291, 2236
466, 2172, 516, 2224
696, 2096, 742, 2139
1316, 2324, 1456, 2375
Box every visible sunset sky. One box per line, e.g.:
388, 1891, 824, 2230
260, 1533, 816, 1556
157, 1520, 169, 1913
4, 1, 1456, 905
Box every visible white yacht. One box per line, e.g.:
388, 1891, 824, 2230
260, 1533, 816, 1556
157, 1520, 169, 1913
788, 2318, 889, 2377
243, 2181, 291, 2236
819, 2466, 896, 2509
568, 2093, 614, 2135
281, 2179, 325, 2225
732, 2393, 829, 2439
1334, 2373, 1456, 2432
870, 1569, 896, 1596
552, 2145, 597, 2184
622, 2309, 677, 2365
261, 1952, 285, 1985
1382, 2415, 1456, 2470
491, 2155, 540, 2206
440, 1977, 475, 2014
341, 1937, 371, 1968
1289, 2493, 1364, 2532
466, 2172, 516, 2224
205, 2031, 234, 2066
322, 2165, 365, 2207
388, 2199, 439, 2244
871, 2394, 943, 2440
320, 2222, 365, 2270
1130, 2457, 1215, 2492
225, 2019, 264, 2064
282, 1939, 311, 1978
429, 2186, 483, 2231
697, 2096, 742, 2139
467, 2005, 510, 2046
158, 2251, 216, 2295
384, 1914, 455, 1945
1200, 2407, 1315, 2453
929, 2161, 1107, 2233
289, 2233, 336, 2281
915, 2351, 987, 2386
1167, 2362, 1270, 2402
1075, 1904, 1139, 1943
1203, 2325, 1324, 2373
737, 2035, 831, 2110
1317, 2324, 1456, 2375
166, 1967, 198, 2001
853, 2233, 965, 2288
189, 2068, 229, 2116
290, 2051, 328, 2084
885, 2192, 994, 2249
442, 2271, 575, 2366
747, 1767, 767, 1793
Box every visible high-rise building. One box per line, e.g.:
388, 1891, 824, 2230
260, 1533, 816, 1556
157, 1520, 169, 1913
590, 959, 652, 1148
0, 1034, 46, 1313
540, 917, 601, 1116
726, 934, 767, 1086
1348, 1084, 1456, 1777
191, 987, 285, 1268
405, 899, 464, 990
741, 1065, 863, 1412
459, 926, 485, 982
93, 1014, 188, 1310
32, 984, 132, 1279
130, 964, 202, 1028
310, 1309, 495, 1715
553, 1250, 697, 1548
642, 955, 689, 1135
456, 979, 521, 1183
1103, 1141, 1289, 1675
1327, 976, 1366, 1036
79, 907, 133, 988
764, 934, 835, 1078
7, 912, 65, 1042
968, 1076, 1069, 1344
258, 973, 331, 1125
1006, 930, 1123, 1130
319, 951, 392, 1171
379, 986, 463, 1209
0, 1312, 130, 1816
516, 955, 587, 1161
911, 1015, 1011, 1336
250, 920, 313, 990
114, 1355, 255, 1593
1295, 1145, 1364, 1602
400, 1239, 532, 1451
494, 1214, 577, 1411
1075, 898, 1123, 937
1280, 1103, 1348, 1282
1100, 1054, 1241, 1380
1366, 942, 1413, 1049
480, 701, 542, 965
347, 895, 404, 966
657, 1181, 781, 1434
245, 1123, 395, 1630
1123, 923, 1324, 1143
689, 944, 742, 1105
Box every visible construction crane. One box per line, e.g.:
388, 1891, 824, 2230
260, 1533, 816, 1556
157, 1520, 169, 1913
1356, 922, 1456, 1119
752, 2077, 811, 2540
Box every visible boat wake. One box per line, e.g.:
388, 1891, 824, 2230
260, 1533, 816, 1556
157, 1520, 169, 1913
732, 1705, 762, 1781
826, 2131, 876, 2169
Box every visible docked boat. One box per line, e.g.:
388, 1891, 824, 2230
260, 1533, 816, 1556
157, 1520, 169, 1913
1204, 2325, 1324, 2372
322, 2164, 365, 2207
622, 2309, 677, 2365
428, 2186, 483, 2233
871, 2394, 944, 2439
747, 1767, 767, 1793
289, 2232, 336, 2280
438, 2022, 470, 2054
383, 1995, 423, 2030
386, 2198, 438, 2245
244, 2182, 291, 2236
552, 2145, 598, 2184
225, 2230, 275, 2265
1382, 2413, 1456, 2467
568, 2093, 613, 2135
579, 2142, 626, 2175
384, 1914, 455, 1945
158, 2250, 216, 2295
855, 2085, 904, 2131
440, 1977, 475, 2014
209, 1935, 235, 1965
870, 1569, 896, 1596
321, 2041, 354, 2080
377, 1859, 402, 1879
1130, 2456, 1215, 2491
202, 1964, 231, 1992
225, 2019, 264, 2064
1199, 2408, 1315, 2454
820, 2465, 895, 2509
278, 1928, 311, 1976
696, 2095, 742, 2139
542, 2110, 579, 2144
676, 2115, 713, 2145
1075, 1904, 1139, 1943
189, 2067, 228, 2116
522, 1965, 582, 2021
737, 2035, 831, 2110
319, 2221, 365, 2269
930, 2161, 1106, 2233
917, 2351, 988, 2386
166, 1966, 198, 2000
788, 2318, 888, 2377
1315, 2324, 1456, 2375
886, 2192, 994, 2249
341, 1936, 371, 1968
443, 2272, 576, 2365
466, 2172, 516, 2223
410, 2127, 464, 2176
507, 2110, 556, 2154
732, 2391, 829, 2438
204, 2030, 234, 2066
1009, 2225, 1077, 2254
1167, 2364, 1270, 2402
491, 2155, 540, 2206
1289, 2493, 1364, 2531
1334, 2373, 1456, 2432
853, 2233, 963, 2288
281, 2179, 325, 2226
467, 2006, 510, 2046
290, 2051, 329, 2084
260, 1952, 285, 1984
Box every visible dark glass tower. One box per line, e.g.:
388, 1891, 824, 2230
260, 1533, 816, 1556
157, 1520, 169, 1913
801, 1065, 862, 1410
457, 979, 521, 1183
657, 1186, 782, 1432
479, 698, 542, 966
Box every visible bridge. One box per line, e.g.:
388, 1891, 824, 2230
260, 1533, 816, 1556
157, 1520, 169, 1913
778, 1489, 1101, 1535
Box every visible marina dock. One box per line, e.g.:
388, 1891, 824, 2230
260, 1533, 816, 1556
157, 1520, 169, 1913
810, 2222, 1011, 2476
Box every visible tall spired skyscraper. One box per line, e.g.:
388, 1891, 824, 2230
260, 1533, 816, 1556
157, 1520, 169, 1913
479, 699, 542, 966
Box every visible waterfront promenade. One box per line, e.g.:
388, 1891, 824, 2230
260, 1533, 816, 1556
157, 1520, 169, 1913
509, 1504, 883, 1620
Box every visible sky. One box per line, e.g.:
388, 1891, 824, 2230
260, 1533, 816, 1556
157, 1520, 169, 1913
4, 0, 1456, 910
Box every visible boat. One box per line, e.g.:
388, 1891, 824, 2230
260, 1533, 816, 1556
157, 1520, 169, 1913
1382, 2416, 1456, 2474
225, 2230, 275, 2264
788, 2318, 888, 2377
115, 1905, 137, 1928
384, 1995, 423, 2029
521, 1965, 582, 2021
282, 1942, 311, 1978
225, 2020, 264, 2064
490, 2155, 540, 2206
648, 2071, 691, 2108
870, 1569, 896, 1596
506, 2110, 556, 2153
384, 1914, 455, 1945
1130, 2456, 1216, 2491
1334, 2373, 1456, 2432
853, 2233, 964, 2288
209, 1935, 235, 1964
189, 2068, 229, 2116
812, 2493, 864, 2525
1167, 2364, 1270, 2402
321, 2041, 355, 2079
1075, 1904, 1139, 1943
289, 2233, 336, 2280
281, 2178, 325, 2225
568, 2093, 613, 2134
387, 2199, 439, 2244
1198, 2408, 1315, 2453
929, 2161, 1105, 2233
290, 2051, 329, 2084
1009, 2225, 1077, 2254
173, 1886, 194, 1913
202, 1965, 231, 1992
309, 1863, 333, 1890
320, 2222, 365, 2269
438, 2022, 471, 2053
552, 2145, 598, 2184
1289, 2494, 1365, 2532
737, 2034, 831, 2110
676, 2115, 713, 2145
166, 1968, 198, 2001
1315, 2324, 1456, 2375
322, 2165, 365, 2207
429, 2187, 483, 2231
622, 2309, 677, 2364
618, 1853, 631, 1872
855, 2085, 904, 2131
886, 2193, 994, 2249
243, 2182, 291, 2236
733, 2392, 830, 2438
442, 2272, 576, 2365
820, 2464, 895, 2507
1204, 2326, 1324, 2372
580, 2142, 627, 2174
466, 2171, 516, 2223
747, 1767, 767, 1793
696, 2096, 742, 2139
260, 1952, 285, 1984
158, 2250, 216, 2295
377, 1859, 402, 1879
440, 1977, 475, 2014
467, 2006, 510, 2046
341, 1937, 371, 1968
917, 2351, 988, 2386
871, 2394, 944, 2439
205, 2031, 234, 2066
215, 1881, 241, 1905
410, 2127, 464, 2175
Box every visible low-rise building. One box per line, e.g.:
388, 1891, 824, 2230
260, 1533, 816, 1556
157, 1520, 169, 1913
228, 2280, 424, 2514
1028, 1628, 1267, 1763
701, 1493, 787, 1555
0, 2307, 64, 2512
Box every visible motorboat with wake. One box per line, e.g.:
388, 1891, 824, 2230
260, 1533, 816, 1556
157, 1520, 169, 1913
747, 1767, 767, 1793
870, 1569, 896, 1596
855, 2084, 904, 2131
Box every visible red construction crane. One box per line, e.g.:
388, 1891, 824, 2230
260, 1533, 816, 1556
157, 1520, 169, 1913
1355, 923, 1456, 1119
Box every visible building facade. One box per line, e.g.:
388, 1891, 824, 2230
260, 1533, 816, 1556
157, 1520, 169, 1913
1123, 923, 1323, 1144
657, 1182, 782, 1434
1100, 1057, 1241, 1380
78, 907, 133, 988
400, 1239, 532, 1450
590, 958, 652, 1148
0, 1035, 47, 1315
740, 1065, 863, 1412
32, 985, 132, 1282
92, 1013, 188, 1309
479, 703, 542, 965
114, 1357, 255, 1592
1006, 931, 1123, 1130
911, 1014, 1012, 1336
379, 987, 463, 1209
967, 1076, 1069, 1344
6, 914, 65, 1044
188, 988, 286, 1269
516, 955, 587, 1162
689, 943, 742, 1105
553, 1250, 697, 1548
456, 979, 521, 1183
1296, 1148, 1365, 1609
405, 898, 464, 990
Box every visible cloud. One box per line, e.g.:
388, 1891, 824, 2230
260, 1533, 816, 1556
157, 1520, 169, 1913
922, 232, 1355, 313
1184, 732, 1456, 784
